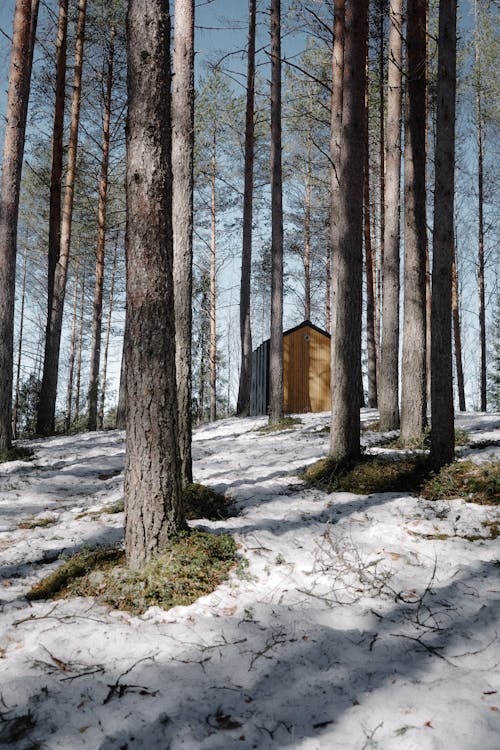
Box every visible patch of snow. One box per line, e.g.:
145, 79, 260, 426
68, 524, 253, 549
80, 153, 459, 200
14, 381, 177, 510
0, 411, 499, 749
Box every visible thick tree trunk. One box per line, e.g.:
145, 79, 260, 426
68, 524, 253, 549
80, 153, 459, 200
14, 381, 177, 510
125, 0, 185, 570
400, 0, 427, 446
452, 248, 466, 411
430, 0, 456, 469
379, 0, 403, 430
88, 23, 115, 431
209, 137, 217, 423
12, 247, 28, 438
47, 0, 68, 315
236, 0, 256, 417
65, 266, 79, 431
329, 0, 367, 462
37, 0, 87, 435
269, 0, 284, 425
0, 0, 36, 450
99, 242, 117, 429
172, 0, 195, 478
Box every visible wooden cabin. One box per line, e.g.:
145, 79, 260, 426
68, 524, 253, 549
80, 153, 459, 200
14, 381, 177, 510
250, 320, 331, 416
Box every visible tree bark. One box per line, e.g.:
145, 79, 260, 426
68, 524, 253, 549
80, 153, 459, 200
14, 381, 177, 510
47, 0, 68, 316
209, 134, 217, 423
99, 242, 117, 429
116, 331, 126, 430
88, 23, 115, 431
12, 247, 28, 438
379, 0, 403, 430
330, 0, 345, 265
74, 266, 85, 424
400, 0, 427, 445
37, 0, 87, 435
329, 0, 367, 462
269, 0, 284, 425
378, 0, 385, 361
125, 0, 185, 569
430, 0, 456, 469
364, 91, 377, 409
325, 246, 331, 333
0, 0, 36, 450
304, 135, 312, 321
236, 0, 256, 417
452, 247, 466, 411
65, 265, 79, 431
172, 0, 195, 478
474, 0, 486, 411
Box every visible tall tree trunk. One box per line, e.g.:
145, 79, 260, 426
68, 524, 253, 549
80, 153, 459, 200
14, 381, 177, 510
364, 87, 377, 408
379, 0, 403, 430
452, 247, 466, 411
0, 0, 37, 450
378, 0, 385, 363
325, 246, 331, 333
47, 0, 68, 317
269, 0, 284, 425
65, 265, 79, 430
474, 1, 486, 411
329, 0, 345, 409
74, 268, 85, 424
430, 0, 456, 468
98, 242, 117, 429
304, 134, 312, 320
172, 0, 195, 479
329, 0, 367, 462
330, 0, 345, 266
88, 23, 115, 431
116, 331, 126, 430
125, 0, 185, 570
209, 134, 217, 422
236, 0, 256, 417
12, 247, 28, 438
400, 0, 427, 445
37, 0, 87, 435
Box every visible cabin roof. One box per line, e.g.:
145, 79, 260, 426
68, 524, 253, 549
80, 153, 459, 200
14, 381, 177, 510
283, 319, 331, 339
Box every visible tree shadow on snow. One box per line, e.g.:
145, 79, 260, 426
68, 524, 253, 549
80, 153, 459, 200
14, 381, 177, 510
4, 558, 498, 749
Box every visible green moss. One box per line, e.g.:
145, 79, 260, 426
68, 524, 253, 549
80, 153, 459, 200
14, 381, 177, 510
18, 515, 57, 529
361, 420, 381, 432
0, 445, 34, 463
303, 454, 431, 495
257, 417, 302, 434
183, 483, 233, 520
26, 531, 239, 615
421, 460, 499, 505
454, 428, 470, 447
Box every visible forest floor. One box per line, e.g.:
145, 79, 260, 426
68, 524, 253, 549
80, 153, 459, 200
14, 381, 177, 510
0, 409, 499, 750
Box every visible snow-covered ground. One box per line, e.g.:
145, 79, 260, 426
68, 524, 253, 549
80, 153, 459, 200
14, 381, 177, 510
0, 410, 499, 749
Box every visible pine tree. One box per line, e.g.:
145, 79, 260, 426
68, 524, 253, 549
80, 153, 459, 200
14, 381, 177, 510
329, 0, 368, 462
125, 0, 185, 569
0, 0, 37, 450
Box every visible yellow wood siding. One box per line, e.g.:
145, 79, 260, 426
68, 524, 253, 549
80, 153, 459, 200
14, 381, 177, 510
284, 324, 330, 413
